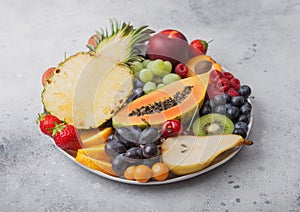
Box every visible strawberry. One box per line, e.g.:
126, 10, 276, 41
36, 113, 61, 137
42, 67, 56, 86
52, 123, 82, 151
190, 39, 213, 56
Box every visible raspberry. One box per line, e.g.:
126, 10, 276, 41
209, 70, 223, 83
207, 84, 224, 99
216, 78, 230, 91
226, 88, 240, 97
223, 72, 235, 80
175, 63, 188, 78
230, 78, 241, 90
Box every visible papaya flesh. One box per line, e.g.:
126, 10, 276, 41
186, 55, 222, 77
112, 74, 209, 128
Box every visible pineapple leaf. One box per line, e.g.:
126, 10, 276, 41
93, 19, 154, 63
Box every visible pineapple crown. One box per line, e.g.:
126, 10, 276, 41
86, 18, 155, 64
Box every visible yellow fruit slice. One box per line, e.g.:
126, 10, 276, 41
161, 134, 253, 176
80, 127, 112, 148
75, 153, 118, 176
77, 144, 110, 162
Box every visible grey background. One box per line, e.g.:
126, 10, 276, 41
0, 0, 299, 211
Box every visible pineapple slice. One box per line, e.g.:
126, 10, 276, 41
42, 20, 154, 129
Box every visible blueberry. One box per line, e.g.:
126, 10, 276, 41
213, 95, 226, 105
225, 103, 233, 109
203, 100, 210, 107
226, 106, 240, 120
224, 94, 232, 103
209, 100, 217, 110
127, 87, 144, 102
233, 128, 247, 138
243, 101, 252, 109
134, 78, 144, 88
213, 94, 231, 105
240, 104, 252, 115
132, 88, 144, 100
234, 121, 249, 132
142, 143, 159, 159
231, 96, 245, 107
214, 105, 227, 115
200, 105, 211, 116
238, 114, 250, 124
239, 85, 251, 97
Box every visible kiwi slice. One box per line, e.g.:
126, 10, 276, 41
192, 113, 234, 136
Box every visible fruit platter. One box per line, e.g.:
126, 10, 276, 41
37, 19, 253, 184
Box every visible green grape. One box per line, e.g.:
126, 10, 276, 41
131, 61, 143, 73
152, 70, 169, 77
152, 69, 165, 76
139, 69, 153, 82
143, 82, 156, 94
157, 83, 165, 89
143, 59, 151, 68
134, 72, 140, 78
152, 59, 165, 71
152, 76, 162, 84
162, 73, 181, 85
164, 61, 172, 73
147, 61, 154, 69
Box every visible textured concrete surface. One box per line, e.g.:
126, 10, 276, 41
0, 0, 299, 211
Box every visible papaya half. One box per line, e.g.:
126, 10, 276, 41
112, 72, 211, 128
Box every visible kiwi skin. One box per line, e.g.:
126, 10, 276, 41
192, 113, 234, 136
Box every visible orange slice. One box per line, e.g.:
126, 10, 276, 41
75, 153, 118, 177
80, 127, 112, 148
77, 143, 110, 162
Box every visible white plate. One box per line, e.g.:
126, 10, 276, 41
54, 68, 253, 185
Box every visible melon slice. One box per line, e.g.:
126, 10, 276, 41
161, 134, 253, 176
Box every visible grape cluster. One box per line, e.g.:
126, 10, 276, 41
130, 59, 182, 95
105, 126, 162, 175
